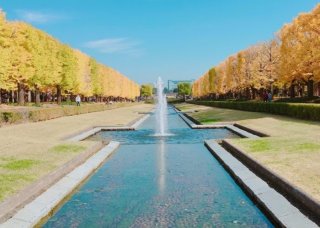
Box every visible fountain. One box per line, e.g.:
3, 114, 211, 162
155, 77, 170, 136
44, 96, 272, 227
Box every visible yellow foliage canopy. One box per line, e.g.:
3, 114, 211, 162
0, 9, 140, 100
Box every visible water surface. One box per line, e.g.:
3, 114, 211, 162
44, 107, 272, 227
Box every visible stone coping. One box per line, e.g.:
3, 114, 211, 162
176, 106, 319, 226
205, 140, 318, 228
0, 112, 151, 227
130, 114, 150, 129
226, 125, 259, 139
222, 140, 320, 226
233, 123, 269, 137
175, 109, 259, 139
66, 114, 150, 141
0, 141, 120, 228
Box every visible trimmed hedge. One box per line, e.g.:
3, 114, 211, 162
0, 102, 135, 125
275, 96, 320, 103
0, 111, 24, 124
188, 101, 320, 121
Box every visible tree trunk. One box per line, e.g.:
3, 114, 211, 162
35, 87, 41, 106
10, 91, 14, 103
30, 91, 34, 102
0, 89, 2, 104
307, 79, 314, 98
245, 88, 250, 99
290, 84, 295, 98
251, 87, 256, 100
282, 86, 287, 98
66, 95, 71, 103
18, 83, 25, 105
57, 85, 62, 105
28, 91, 32, 103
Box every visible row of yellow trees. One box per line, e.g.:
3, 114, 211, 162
193, 4, 320, 99
0, 10, 140, 105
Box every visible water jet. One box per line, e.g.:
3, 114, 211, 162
155, 77, 170, 136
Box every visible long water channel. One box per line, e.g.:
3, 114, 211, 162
44, 107, 272, 227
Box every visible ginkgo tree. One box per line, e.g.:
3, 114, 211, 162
192, 3, 320, 100
0, 10, 13, 103
0, 9, 140, 105
280, 4, 320, 97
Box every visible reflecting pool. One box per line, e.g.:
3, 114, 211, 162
44, 107, 272, 227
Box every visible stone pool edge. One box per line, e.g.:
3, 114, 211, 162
222, 139, 320, 226
66, 113, 151, 141
0, 112, 151, 227
174, 107, 260, 138
0, 141, 121, 228
175, 107, 319, 226
205, 140, 318, 228
0, 142, 105, 224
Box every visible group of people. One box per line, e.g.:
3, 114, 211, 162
74, 95, 115, 106
263, 91, 273, 102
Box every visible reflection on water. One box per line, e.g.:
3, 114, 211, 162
44, 108, 273, 227
89, 128, 237, 145
157, 139, 166, 195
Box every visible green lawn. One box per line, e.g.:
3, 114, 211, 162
0, 142, 88, 201
176, 103, 272, 123
0, 103, 153, 203
50, 144, 86, 154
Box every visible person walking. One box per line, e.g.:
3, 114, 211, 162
268, 91, 272, 102
75, 95, 81, 106
263, 91, 268, 102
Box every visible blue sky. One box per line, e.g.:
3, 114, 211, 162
0, 0, 318, 85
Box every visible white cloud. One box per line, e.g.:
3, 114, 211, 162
84, 38, 143, 56
15, 10, 65, 24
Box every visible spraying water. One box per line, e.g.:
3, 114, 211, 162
155, 77, 169, 136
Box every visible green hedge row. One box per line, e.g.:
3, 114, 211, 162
188, 101, 320, 121
0, 102, 134, 124
0, 111, 25, 124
